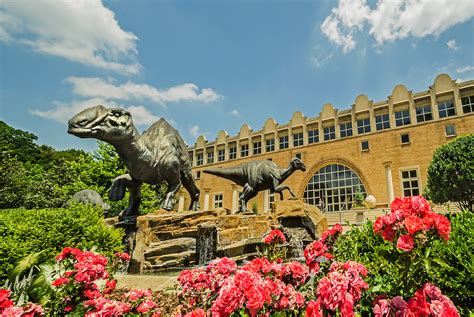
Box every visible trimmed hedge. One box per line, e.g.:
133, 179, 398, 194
0, 204, 124, 281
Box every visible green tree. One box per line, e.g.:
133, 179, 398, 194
427, 134, 473, 211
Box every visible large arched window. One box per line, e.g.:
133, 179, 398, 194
303, 164, 366, 212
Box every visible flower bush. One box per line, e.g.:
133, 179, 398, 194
1, 196, 466, 316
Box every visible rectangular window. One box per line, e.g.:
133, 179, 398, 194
279, 135, 289, 149
461, 96, 474, 114
401, 169, 420, 196
268, 192, 275, 211
438, 100, 456, 118
445, 124, 456, 137
323, 126, 335, 141
196, 152, 203, 166
266, 138, 275, 152
308, 129, 319, 144
229, 146, 237, 159
340, 122, 353, 138
401, 133, 410, 144
240, 144, 249, 157
217, 149, 225, 162
196, 171, 201, 179
375, 113, 390, 130
213, 193, 223, 208
395, 109, 411, 126
293, 132, 304, 147
207, 151, 214, 164
253, 141, 262, 155
361, 140, 369, 151
357, 118, 371, 134
415, 105, 433, 123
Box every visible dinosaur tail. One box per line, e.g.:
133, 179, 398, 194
203, 167, 245, 185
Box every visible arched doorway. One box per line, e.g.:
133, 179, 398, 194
303, 164, 367, 213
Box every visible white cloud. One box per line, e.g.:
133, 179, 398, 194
30, 97, 160, 127
0, 0, 140, 74
66, 77, 223, 105
456, 65, 474, 73
230, 109, 240, 117
310, 46, 334, 67
189, 125, 202, 138
321, 0, 474, 52
447, 39, 459, 50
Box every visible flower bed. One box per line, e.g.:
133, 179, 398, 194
0, 196, 465, 316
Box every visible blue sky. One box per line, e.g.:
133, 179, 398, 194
1, 0, 473, 152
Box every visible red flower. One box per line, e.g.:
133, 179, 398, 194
56, 247, 82, 261
373, 217, 385, 234
396, 234, 414, 252
114, 252, 131, 262
305, 299, 322, 317
263, 229, 286, 244
64, 305, 74, 313
380, 226, 395, 242
22, 303, 44, 317
0, 289, 14, 310
104, 279, 117, 294
404, 215, 424, 235
211, 279, 244, 317
52, 276, 70, 287
185, 308, 206, 317
432, 213, 451, 241
1, 306, 24, 316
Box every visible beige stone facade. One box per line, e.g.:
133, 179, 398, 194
181, 74, 474, 215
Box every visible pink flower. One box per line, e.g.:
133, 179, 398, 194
104, 279, 117, 294
1, 306, 24, 316
136, 300, 156, 313
211, 279, 244, 317
396, 235, 414, 252
263, 229, 286, 244
22, 303, 45, 317
432, 213, 451, 241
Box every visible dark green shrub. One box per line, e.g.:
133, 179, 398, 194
427, 134, 473, 211
333, 211, 473, 315
0, 204, 124, 281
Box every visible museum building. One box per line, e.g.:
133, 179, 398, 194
180, 74, 474, 215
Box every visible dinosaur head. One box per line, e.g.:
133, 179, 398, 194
291, 157, 306, 172
68, 105, 136, 142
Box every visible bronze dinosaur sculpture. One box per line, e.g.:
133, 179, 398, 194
203, 157, 306, 212
68, 105, 200, 218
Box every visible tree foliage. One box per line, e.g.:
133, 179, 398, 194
427, 134, 473, 211
0, 121, 165, 214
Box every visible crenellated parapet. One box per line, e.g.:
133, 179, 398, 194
188, 74, 474, 167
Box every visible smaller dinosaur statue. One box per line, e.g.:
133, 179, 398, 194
68, 105, 200, 218
203, 157, 306, 212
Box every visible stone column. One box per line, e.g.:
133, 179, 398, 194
231, 184, 239, 213
203, 188, 210, 211
263, 190, 269, 213
178, 195, 185, 212
383, 161, 395, 204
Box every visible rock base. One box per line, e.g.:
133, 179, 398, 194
113, 199, 327, 273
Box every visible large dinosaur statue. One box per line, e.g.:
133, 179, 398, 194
203, 157, 306, 212
68, 105, 200, 218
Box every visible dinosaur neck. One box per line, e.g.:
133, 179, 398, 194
280, 163, 295, 182
109, 126, 145, 168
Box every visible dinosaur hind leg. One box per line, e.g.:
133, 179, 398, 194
181, 169, 200, 211
161, 181, 181, 211
239, 183, 256, 213
274, 185, 295, 200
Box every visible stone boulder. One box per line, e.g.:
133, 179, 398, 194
273, 199, 328, 239
122, 199, 327, 273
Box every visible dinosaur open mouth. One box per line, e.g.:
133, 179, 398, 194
67, 126, 102, 137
